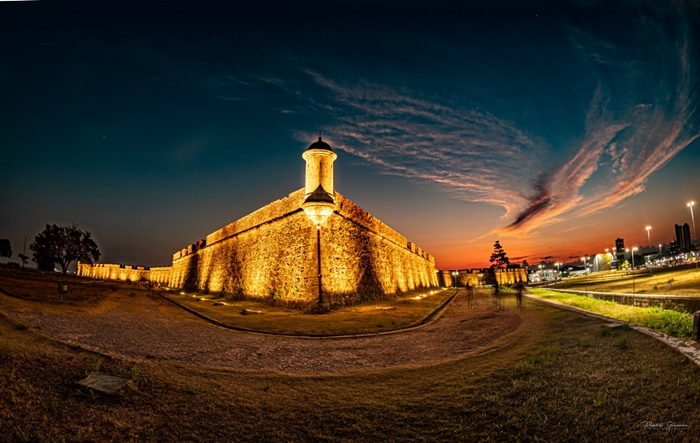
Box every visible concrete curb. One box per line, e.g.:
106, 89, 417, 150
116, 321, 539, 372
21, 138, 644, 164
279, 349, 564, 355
524, 294, 700, 368
154, 289, 461, 340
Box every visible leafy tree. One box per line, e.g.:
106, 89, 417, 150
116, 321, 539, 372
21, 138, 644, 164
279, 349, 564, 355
489, 240, 510, 270
30, 224, 101, 275
0, 239, 11, 259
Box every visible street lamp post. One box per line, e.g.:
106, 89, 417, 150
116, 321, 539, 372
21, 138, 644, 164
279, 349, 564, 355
688, 201, 696, 243
626, 247, 638, 299
581, 256, 589, 292
646, 226, 652, 246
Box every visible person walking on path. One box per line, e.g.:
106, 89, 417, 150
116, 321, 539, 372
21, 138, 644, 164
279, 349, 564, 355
466, 282, 474, 309
513, 281, 525, 312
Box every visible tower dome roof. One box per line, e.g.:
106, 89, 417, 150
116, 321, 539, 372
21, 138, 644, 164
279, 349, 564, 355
307, 136, 333, 152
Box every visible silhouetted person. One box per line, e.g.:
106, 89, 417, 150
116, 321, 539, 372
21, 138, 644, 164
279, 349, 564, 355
466, 282, 473, 309
514, 281, 525, 312
493, 284, 504, 311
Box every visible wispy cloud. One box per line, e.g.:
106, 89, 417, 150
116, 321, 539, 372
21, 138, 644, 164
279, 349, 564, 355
284, 7, 698, 237
504, 15, 698, 233
294, 72, 543, 220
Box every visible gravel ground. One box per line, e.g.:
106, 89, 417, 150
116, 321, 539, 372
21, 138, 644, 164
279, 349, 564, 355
8, 290, 521, 374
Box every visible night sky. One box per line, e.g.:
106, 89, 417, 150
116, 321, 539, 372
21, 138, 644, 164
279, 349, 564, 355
1, 0, 699, 270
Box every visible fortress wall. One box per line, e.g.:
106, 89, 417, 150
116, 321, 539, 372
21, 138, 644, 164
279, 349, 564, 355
149, 267, 172, 285
168, 191, 439, 304
170, 205, 318, 302
433, 269, 528, 288
204, 189, 307, 246
77, 263, 151, 283
322, 197, 439, 304
80, 190, 440, 305
335, 194, 411, 253
495, 268, 528, 285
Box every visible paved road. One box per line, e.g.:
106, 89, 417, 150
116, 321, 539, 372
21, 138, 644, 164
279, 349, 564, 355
8, 289, 521, 373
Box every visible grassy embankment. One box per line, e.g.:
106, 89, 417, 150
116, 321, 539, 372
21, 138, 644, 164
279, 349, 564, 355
527, 288, 694, 339
554, 265, 700, 295
528, 266, 699, 339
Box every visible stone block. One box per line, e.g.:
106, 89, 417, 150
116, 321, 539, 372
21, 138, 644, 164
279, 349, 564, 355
77, 373, 129, 394
693, 311, 700, 341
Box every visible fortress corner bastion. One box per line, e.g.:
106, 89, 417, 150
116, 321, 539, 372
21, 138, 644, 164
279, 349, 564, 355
79, 137, 440, 306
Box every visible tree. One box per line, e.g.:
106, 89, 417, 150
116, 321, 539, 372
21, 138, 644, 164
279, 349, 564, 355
489, 240, 510, 270
30, 224, 101, 275
0, 239, 11, 259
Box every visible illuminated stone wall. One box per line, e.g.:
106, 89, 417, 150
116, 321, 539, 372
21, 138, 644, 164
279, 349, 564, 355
495, 268, 528, 285
79, 188, 440, 305
435, 268, 528, 288
77, 262, 160, 283
322, 194, 439, 303
168, 189, 315, 301
167, 188, 438, 304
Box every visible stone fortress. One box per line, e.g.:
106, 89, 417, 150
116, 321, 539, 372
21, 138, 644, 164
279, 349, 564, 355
79, 137, 442, 306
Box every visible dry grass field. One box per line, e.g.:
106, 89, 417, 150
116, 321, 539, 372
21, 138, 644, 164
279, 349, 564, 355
1, 266, 699, 442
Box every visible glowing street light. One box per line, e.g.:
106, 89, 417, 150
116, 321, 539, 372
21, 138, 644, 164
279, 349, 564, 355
626, 247, 638, 295
626, 247, 638, 268
581, 256, 590, 292
645, 226, 652, 246
688, 201, 696, 242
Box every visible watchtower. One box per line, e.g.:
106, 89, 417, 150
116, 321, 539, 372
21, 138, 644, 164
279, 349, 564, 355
301, 137, 337, 225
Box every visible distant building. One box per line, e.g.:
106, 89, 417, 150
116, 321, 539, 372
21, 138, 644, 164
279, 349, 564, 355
674, 223, 692, 252
615, 238, 625, 252
614, 238, 625, 268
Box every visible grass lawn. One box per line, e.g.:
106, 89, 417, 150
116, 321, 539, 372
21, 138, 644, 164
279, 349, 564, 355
527, 288, 694, 339
2, 267, 700, 441
162, 287, 455, 335
1, 296, 699, 441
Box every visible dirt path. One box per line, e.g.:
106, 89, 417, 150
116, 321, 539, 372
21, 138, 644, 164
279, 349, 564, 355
6, 289, 521, 373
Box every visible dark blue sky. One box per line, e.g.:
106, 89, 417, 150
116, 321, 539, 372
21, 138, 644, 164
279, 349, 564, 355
1, 0, 699, 269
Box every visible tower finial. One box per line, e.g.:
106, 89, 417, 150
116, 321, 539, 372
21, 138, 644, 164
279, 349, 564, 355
319, 130, 322, 141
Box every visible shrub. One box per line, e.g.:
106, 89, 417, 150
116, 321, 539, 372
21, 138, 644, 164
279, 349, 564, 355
615, 336, 629, 349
